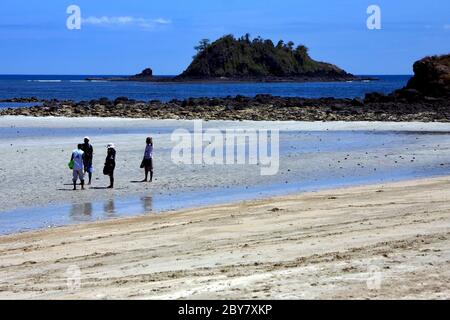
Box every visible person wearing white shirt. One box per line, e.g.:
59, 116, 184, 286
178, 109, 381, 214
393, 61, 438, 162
70, 144, 85, 190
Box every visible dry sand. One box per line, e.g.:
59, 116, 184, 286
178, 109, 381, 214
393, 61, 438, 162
0, 176, 449, 299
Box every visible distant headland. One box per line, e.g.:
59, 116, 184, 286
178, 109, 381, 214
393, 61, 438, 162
86, 34, 374, 83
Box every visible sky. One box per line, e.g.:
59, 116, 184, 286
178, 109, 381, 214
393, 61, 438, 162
0, 0, 448, 75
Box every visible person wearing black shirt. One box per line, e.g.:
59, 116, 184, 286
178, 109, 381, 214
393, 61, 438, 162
81, 137, 94, 185
104, 143, 116, 189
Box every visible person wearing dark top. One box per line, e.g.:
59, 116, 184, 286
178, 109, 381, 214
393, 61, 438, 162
105, 143, 116, 189
81, 137, 94, 185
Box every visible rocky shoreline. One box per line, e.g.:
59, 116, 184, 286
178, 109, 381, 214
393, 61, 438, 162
1, 93, 449, 122
1, 54, 448, 122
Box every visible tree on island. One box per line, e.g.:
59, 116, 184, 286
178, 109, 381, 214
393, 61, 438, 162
194, 39, 211, 53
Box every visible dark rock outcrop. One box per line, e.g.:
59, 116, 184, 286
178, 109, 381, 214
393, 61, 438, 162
130, 68, 153, 80
404, 54, 450, 97
365, 54, 450, 104
86, 68, 154, 82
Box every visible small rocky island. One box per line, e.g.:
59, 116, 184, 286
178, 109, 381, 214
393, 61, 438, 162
85, 34, 364, 83
176, 34, 358, 82
86, 68, 154, 82
1, 54, 449, 122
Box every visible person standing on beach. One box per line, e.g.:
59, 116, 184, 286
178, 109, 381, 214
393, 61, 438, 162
104, 143, 116, 189
81, 137, 94, 185
71, 144, 85, 191
141, 137, 154, 182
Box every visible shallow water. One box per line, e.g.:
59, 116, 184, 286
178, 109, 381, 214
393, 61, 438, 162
1, 122, 450, 235
0, 163, 448, 235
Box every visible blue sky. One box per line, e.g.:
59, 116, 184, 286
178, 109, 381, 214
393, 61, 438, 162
0, 0, 448, 75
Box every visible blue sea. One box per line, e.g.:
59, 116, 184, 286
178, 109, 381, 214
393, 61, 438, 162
0, 75, 410, 106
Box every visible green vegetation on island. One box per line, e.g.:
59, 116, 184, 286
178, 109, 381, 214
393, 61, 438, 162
177, 34, 356, 81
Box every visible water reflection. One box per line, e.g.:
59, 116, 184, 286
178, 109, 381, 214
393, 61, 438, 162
68, 196, 154, 223
141, 196, 153, 212
103, 199, 116, 217
69, 202, 93, 222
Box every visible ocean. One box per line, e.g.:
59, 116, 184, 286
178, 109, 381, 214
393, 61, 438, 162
0, 75, 410, 106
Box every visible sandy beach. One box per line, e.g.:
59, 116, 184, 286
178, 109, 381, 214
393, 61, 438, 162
1, 117, 450, 299
1, 0, 449, 304
0, 176, 449, 299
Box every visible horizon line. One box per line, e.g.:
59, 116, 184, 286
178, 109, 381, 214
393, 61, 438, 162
0, 73, 414, 77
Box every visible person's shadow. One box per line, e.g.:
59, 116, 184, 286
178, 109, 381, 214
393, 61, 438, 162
90, 185, 125, 190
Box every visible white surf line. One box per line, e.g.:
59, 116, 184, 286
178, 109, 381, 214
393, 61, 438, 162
3, 116, 450, 132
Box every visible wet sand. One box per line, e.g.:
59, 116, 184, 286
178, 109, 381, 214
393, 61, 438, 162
0, 176, 449, 299
2, 116, 450, 216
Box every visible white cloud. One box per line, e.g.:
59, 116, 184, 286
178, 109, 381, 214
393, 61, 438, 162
81, 16, 171, 29
153, 18, 171, 25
